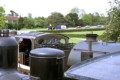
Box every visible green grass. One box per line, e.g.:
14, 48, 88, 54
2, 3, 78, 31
67, 30, 105, 44
21, 28, 104, 44
21, 28, 48, 30
61, 30, 105, 35
69, 38, 86, 44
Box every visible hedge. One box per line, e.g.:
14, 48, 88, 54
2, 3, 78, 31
37, 28, 105, 33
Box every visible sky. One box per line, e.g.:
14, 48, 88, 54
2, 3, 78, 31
0, 0, 111, 18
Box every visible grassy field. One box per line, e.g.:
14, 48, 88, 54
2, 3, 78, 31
69, 38, 85, 44
61, 31, 105, 35
68, 30, 105, 44
21, 28, 105, 44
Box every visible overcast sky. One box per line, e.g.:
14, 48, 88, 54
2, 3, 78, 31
1, 0, 111, 17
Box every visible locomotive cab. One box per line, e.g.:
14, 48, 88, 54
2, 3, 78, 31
15, 32, 70, 66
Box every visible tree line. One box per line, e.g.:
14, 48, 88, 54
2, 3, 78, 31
0, 7, 107, 30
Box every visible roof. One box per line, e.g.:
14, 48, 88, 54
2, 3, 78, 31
5, 16, 19, 21
73, 41, 120, 53
15, 32, 69, 40
67, 41, 120, 66
65, 52, 120, 80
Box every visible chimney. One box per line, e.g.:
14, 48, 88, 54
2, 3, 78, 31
86, 34, 98, 42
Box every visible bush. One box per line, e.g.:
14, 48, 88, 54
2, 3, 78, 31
38, 28, 105, 33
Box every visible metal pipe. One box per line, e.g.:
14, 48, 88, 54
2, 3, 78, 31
88, 41, 93, 58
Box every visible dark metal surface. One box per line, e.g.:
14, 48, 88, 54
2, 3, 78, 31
65, 52, 120, 80
15, 32, 69, 40
16, 32, 70, 65
86, 34, 98, 42
0, 37, 18, 69
3, 29, 9, 37
0, 69, 29, 80
0, 29, 29, 80
30, 48, 64, 58
30, 48, 64, 80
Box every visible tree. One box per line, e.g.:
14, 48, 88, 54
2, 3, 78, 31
92, 12, 100, 25
82, 12, 106, 26
10, 10, 18, 16
99, 14, 108, 25
10, 10, 14, 16
70, 7, 80, 14
77, 19, 84, 27
79, 9, 86, 19
22, 17, 34, 29
100, 0, 120, 41
47, 12, 66, 28
18, 17, 24, 30
7, 21, 18, 29
82, 13, 92, 26
28, 13, 32, 18
0, 6, 5, 28
34, 17, 48, 28
6, 10, 19, 29
70, 7, 86, 19
65, 13, 79, 27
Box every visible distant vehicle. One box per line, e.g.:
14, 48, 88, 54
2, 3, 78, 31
97, 25, 104, 28
90, 25, 104, 28
81, 25, 90, 29
56, 25, 67, 30
75, 26, 81, 28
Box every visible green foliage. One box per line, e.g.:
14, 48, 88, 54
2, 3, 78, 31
70, 7, 85, 19
100, 0, 120, 42
0, 6, 5, 28
99, 14, 108, 25
77, 19, 84, 27
82, 13, 107, 26
47, 12, 66, 27
117, 37, 120, 42
3, 7, 107, 30
34, 17, 48, 28
5, 10, 19, 29
64, 34, 85, 38
28, 13, 32, 18
7, 21, 18, 29
22, 17, 34, 29
18, 17, 24, 30
92, 12, 100, 25
38, 27, 105, 33
70, 7, 80, 14
98, 31, 110, 41
18, 16, 48, 29
65, 13, 79, 27
10, 10, 18, 16
82, 13, 92, 25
